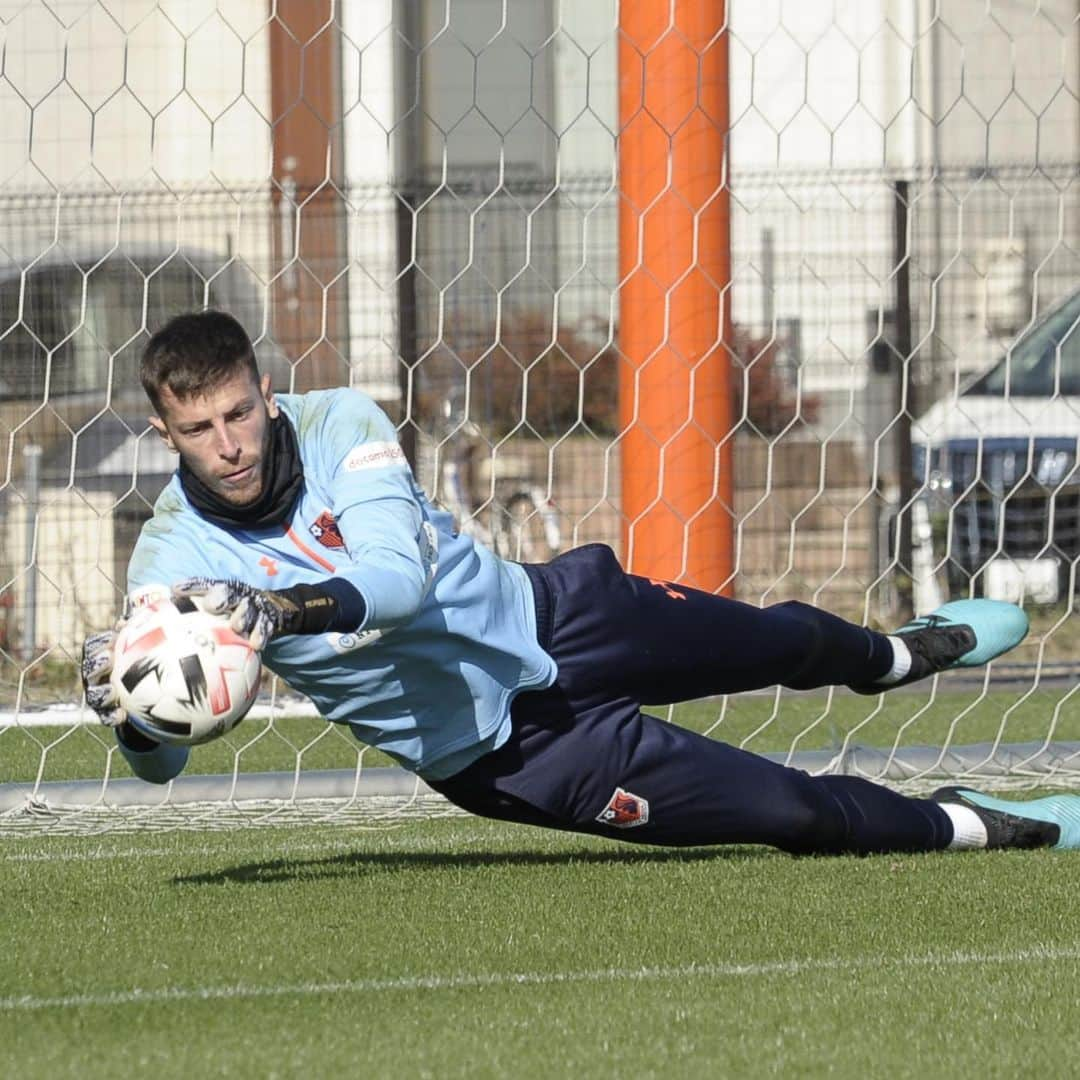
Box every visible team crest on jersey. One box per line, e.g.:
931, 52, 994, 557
596, 786, 650, 829
309, 510, 344, 549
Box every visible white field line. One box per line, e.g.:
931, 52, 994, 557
0, 828, 494, 864
0, 840, 349, 863
4, 944, 1080, 1014
0, 701, 322, 729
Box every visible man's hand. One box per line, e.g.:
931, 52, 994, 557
81, 586, 173, 741
173, 578, 302, 650
173, 576, 366, 648
80, 628, 126, 727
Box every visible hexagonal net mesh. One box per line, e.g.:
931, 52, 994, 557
4, 1, 1080, 836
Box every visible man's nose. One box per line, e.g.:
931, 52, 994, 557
212, 423, 240, 458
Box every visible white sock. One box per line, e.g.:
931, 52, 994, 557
941, 803, 989, 850
875, 636, 913, 685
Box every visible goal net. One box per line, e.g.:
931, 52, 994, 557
4, 0, 1080, 836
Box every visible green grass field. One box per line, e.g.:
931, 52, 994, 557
4, 815, 1080, 1078
5, 685, 1080, 1076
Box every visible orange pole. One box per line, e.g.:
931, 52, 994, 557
269, 1, 347, 390
618, 1, 733, 593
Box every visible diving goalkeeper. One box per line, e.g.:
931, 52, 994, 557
81, 310, 1080, 855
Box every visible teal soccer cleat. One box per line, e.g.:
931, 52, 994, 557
851, 599, 1029, 693
932, 787, 1080, 850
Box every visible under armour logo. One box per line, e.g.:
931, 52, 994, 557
648, 578, 686, 600
259, 556, 279, 577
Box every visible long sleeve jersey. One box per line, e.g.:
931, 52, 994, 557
119, 387, 558, 782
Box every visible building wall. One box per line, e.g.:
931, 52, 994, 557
728, 0, 1080, 397
0, 1, 273, 256
4, 487, 117, 658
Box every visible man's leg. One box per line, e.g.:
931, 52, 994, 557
526, 545, 1026, 702
453, 545, 1043, 856
430, 688, 954, 855
526, 545, 893, 701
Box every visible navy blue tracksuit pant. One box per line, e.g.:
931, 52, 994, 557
429, 544, 953, 855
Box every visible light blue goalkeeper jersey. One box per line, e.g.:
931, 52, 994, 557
120, 387, 557, 782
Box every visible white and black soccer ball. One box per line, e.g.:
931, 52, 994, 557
111, 596, 262, 746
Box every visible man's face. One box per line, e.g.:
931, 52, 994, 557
149, 368, 279, 508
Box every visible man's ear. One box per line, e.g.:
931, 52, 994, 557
261, 372, 279, 419
148, 414, 177, 453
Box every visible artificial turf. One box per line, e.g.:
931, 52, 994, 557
5, 683, 1080, 1075
4, 815, 1080, 1078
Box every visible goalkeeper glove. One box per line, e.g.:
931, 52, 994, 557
173, 577, 366, 651
81, 627, 126, 727
80, 623, 160, 751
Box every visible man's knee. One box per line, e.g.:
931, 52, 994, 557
768, 773, 849, 854
766, 601, 829, 690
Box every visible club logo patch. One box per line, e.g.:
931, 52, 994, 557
309, 510, 344, 549
596, 786, 650, 829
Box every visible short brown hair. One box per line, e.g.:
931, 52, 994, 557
141, 311, 259, 416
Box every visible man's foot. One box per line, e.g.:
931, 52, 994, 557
850, 599, 1028, 694
931, 786, 1080, 849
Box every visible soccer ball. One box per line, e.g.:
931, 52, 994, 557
111, 596, 262, 745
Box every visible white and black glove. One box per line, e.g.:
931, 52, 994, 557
81, 623, 164, 750
80, 627, 126, 727
173, 577, 365, 651
81, 586, 179, 747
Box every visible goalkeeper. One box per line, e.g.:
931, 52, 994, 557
82, 311, 1080, 856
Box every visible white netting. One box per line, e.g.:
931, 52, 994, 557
4, 0, 1080, 834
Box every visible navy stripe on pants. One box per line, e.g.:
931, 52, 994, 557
429, 544, 952, 855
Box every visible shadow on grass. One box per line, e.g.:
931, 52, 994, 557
173, 844, 774, 886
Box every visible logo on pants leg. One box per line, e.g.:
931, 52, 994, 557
596, 786, 650, 829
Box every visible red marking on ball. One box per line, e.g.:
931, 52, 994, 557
121, 626, 166, 660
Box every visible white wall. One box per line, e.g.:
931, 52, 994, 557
0, 0, 273, 263
5, 487, 117, 658
728, 0, 1080, 394
339, 0, 398, 399
551, 1, 618, 333
730, 0, 1080, 173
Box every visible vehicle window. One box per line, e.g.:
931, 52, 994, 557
969, 291, 1080, 397
0, 265, 87, 399
0, 258, 213, 401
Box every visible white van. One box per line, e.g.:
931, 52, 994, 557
913, 286, 1080, 605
